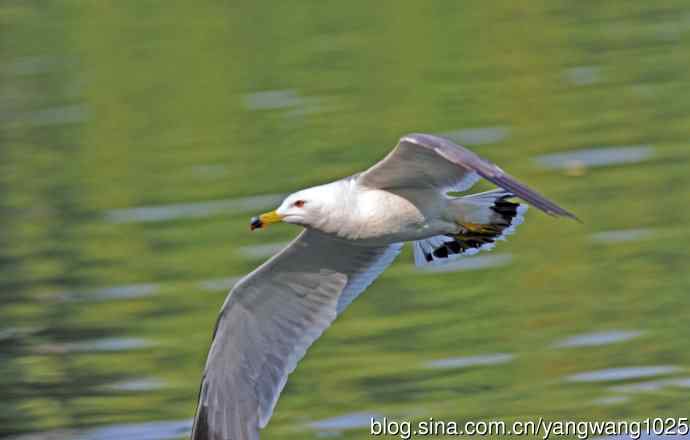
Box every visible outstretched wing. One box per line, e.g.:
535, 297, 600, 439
191, 230, 402, 440
358, 133, 578, 220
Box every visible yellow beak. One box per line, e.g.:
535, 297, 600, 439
250, 210, 283, 230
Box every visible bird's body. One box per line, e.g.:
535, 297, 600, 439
301, 177, 452, 244
192, 134, 577, 440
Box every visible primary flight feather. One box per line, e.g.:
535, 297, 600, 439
191, 133, 577, 440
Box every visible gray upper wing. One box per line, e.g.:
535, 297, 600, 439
358, 133, 578, 220
191, 230, 402, 440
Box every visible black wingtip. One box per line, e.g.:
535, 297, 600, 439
191, 404, 209, 440
550, 208, 582, 223
570, 213, 584, 224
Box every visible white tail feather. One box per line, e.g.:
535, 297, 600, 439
413, 191, 527, 267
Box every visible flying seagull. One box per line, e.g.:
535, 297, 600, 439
191, 133, 577, 440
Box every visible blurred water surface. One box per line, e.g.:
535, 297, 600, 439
2, 2, 690, 439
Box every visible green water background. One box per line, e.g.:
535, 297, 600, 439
1, 1, 690, 439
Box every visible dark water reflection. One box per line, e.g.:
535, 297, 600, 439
2, 2, 690, 439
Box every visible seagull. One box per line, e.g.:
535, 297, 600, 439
191, 133, 577, 440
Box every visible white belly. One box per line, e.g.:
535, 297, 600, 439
334, 188, 456, 244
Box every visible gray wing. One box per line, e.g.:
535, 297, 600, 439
191, 230, 402, 440
358, 133, 578, 220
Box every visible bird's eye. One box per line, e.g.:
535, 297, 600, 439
294, 200, 305, 208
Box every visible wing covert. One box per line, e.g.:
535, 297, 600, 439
358, 133, 578, 220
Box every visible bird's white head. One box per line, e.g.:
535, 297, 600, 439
250, 185, 335, 231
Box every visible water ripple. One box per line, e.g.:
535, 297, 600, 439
426, 353, 514, 369
197, 276, 242, 292
81, 419, 192, 440
310, 412, 382, 431
418, 254, 512, 273
32, 338, 155, 354
104, 194, 283, 223
609, 377, 690, 393
565, 366, 681, 383
563, 66, 602, 86
535, 146, 654, 170
439, 126, 510, 145
590, 229, 655, 244
553, 330, 643, 348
